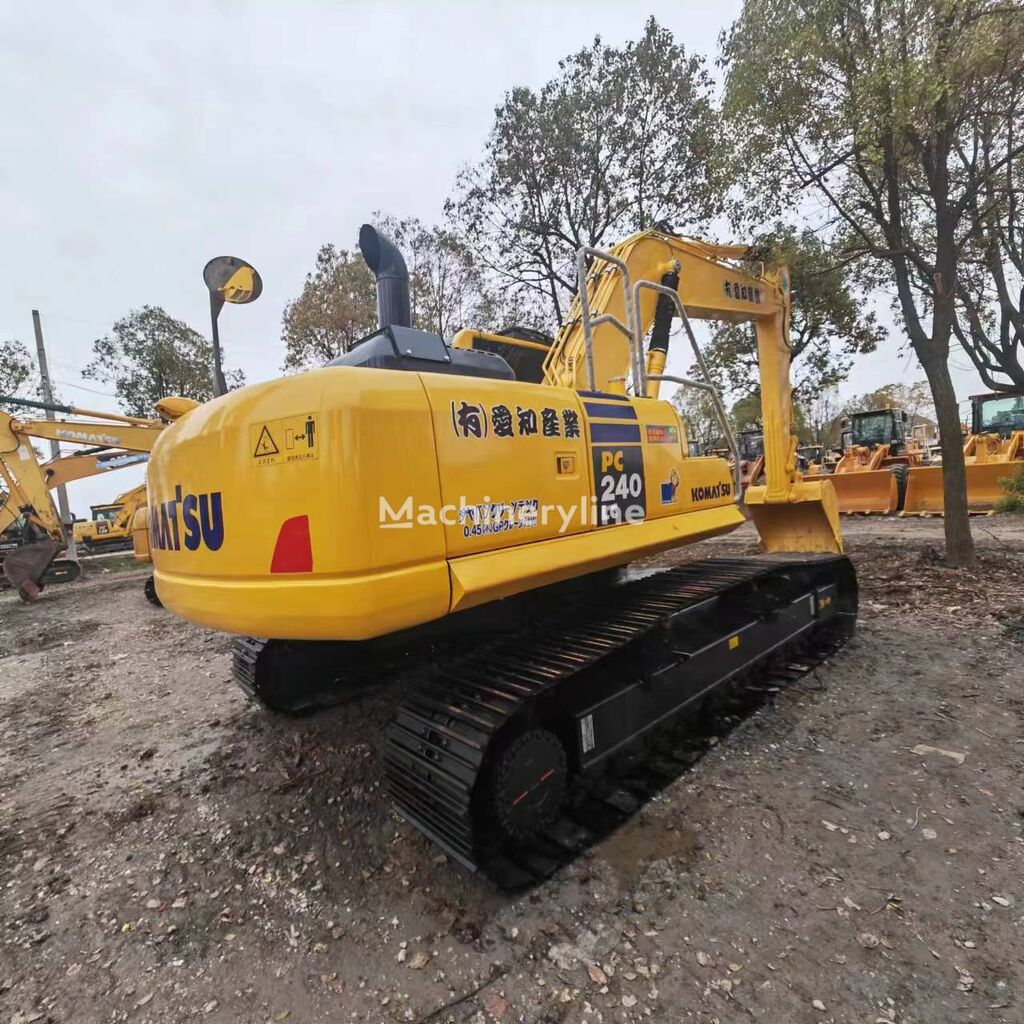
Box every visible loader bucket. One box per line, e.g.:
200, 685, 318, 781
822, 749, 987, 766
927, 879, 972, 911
965, 462, 1018, 509
746, 477, 843, 554
903, 462, 1017, 514
902, 466, 945, 514
830, 469, 898, 514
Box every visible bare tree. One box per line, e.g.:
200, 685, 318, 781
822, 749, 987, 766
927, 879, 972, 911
722, 0, 1024, 566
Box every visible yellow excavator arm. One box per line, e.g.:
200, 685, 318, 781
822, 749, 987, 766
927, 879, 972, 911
463, 229, 840, 554
1, 398, 197, 593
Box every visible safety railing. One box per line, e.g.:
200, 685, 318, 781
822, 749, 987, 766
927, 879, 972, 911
576, 246, 641, 392
634, 280, 740, 504
575, 248, 740, 500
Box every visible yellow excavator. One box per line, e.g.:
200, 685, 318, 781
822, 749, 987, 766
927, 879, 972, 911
73, 482, 150, 553
0, 397, 190, 600
145, 225, 857, 884
902, 390, 1024, 514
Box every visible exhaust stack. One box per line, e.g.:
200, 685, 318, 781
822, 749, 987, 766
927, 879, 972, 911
359, 224, 411, 329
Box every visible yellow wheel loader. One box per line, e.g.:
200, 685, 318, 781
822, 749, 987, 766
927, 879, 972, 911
902, 391, 1024, 514
144, 225, 857, 885
830, 408, 924, 514
736, 429, 765, 491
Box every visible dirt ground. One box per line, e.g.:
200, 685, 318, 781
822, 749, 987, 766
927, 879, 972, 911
1, 518, 1022, 1024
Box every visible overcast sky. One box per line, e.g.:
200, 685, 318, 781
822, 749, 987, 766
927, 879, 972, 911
2, 2, 986, 516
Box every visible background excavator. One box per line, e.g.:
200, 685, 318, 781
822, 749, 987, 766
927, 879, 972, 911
829, 407, 926, 514
902, 390, 1024, 514
144, 223, 857, 885
1, 443, 148, 565
0, 397, 190, 600
73, 482, 149, 553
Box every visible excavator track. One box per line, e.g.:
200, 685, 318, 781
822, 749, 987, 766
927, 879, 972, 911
230, 555, 856, 890
384, 555, 856, 889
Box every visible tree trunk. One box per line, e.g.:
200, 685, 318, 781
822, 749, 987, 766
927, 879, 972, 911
918, 352, 975, 568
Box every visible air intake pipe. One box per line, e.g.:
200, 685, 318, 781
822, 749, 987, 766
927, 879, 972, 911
359, 224, 412, 329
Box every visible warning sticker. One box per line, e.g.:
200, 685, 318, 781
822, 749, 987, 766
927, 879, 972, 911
645, 424, 679, 445
250, 413, 319, 467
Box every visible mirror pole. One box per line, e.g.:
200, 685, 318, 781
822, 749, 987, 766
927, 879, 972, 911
209, 292, 227, 397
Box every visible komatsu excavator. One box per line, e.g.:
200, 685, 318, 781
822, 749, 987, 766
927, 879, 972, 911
0, 397, 190, 599
145, 225, 857, 885
73, 482, 150, 553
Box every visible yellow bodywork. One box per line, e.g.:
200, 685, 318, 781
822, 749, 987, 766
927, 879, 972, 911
829, 441, 922, 515
131, 505, 152, 563
830, 470, 899, 515
146, 228, 843, 642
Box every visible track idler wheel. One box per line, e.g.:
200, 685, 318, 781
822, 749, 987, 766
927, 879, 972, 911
489, 728, 568, 843
144, 576, 163, 607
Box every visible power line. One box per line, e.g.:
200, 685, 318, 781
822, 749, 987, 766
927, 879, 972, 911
51, 378, 118, 399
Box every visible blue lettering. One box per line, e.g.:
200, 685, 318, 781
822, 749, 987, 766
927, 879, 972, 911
150, 486, 224, 553
159, 505, 172, 550
169, 485, 183, 550
182, 494, 201, 551
199, 492, 224, 551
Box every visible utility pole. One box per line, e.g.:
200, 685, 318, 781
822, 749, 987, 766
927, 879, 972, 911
31, 309, 77, 560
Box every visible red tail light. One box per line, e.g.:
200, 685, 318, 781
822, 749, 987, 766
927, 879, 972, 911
270, 515, 313, 573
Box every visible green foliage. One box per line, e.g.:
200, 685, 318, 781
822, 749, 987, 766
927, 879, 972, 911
449, 17, 724, 324
721, 0, 1024, 387
729, 390, 810, 437
281, 244, 377, 371
731, 393, 763, 431
721, 0, 1024, 563
700, 225, 884, 403
995, 464, 1024, 513
0, 339, 36, 412
83, 306, 243, 417
671, 386, 721, 449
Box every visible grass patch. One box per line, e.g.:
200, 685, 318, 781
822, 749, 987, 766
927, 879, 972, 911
995, 464, 1024, 513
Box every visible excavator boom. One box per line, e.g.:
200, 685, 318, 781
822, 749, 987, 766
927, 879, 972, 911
488, 230, 842, 553
0, 397, 194, 599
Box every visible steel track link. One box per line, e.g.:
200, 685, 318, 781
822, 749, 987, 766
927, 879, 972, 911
229, 555, 856, 891
383, 555, 857, 890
